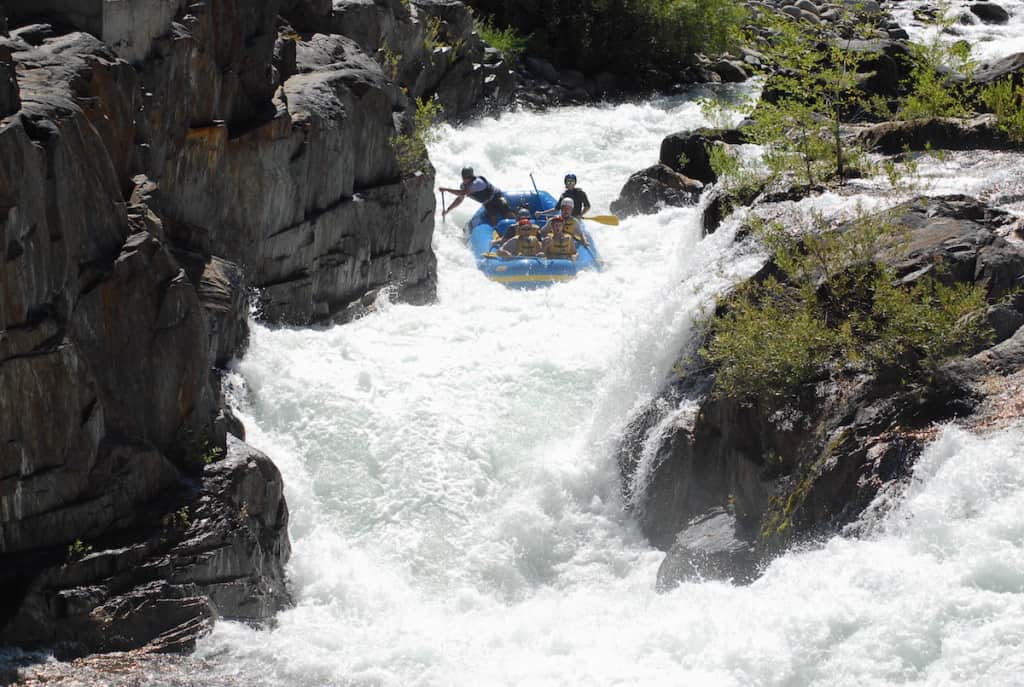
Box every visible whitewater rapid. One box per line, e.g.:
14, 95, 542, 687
139, 86, 1023, 687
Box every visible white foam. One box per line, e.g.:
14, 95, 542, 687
189, 91, 1024, 686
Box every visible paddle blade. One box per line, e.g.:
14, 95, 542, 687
583, 214, 620, 226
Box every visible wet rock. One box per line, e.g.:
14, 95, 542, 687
524, 55, 559, 83
969, 2, 1010, 24
558, 68, 585, 89
656, 508, 759, 590
973, 51, 1024, 88
621, 196, 1024, 574
0, 437, 290, 655
0, 40, 16, 116
659, 127, 748, 184
610, 164, 703, 217
856, 115, 1015, 154
197, 257, 250, 369
709, 59, 748, 83
701, 182, 766, 236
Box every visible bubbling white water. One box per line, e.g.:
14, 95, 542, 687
181, 93, 1024, 687
887, 0, 1024, 64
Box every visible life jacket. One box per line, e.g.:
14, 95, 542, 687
563, 217, 582, 240
464, 175, 499, 204
516, 222, 540, 239
546, 233, 576, 258
514, 235, 542, 256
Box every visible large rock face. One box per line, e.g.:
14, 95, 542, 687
2, 0, 499, 656
0, 20, 288, 653
622, 196, 1024, 588
2, 438, 290, 655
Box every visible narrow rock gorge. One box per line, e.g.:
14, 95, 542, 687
1, 0, 503, 655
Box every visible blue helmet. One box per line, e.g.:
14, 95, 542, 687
564, 173, 577, 184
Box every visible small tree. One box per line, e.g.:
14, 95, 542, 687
898, 7, 974, 120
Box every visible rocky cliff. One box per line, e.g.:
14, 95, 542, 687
620, 194, 1024, 591
1, 0, 500, 656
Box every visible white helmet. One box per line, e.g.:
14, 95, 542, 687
560, 197, 574, 208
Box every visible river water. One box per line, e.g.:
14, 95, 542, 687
8, 17, 1024, 687
174, 88, 1022, 684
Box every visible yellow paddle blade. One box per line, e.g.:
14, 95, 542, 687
482, 252, 498, 258
583, 214, 620, 226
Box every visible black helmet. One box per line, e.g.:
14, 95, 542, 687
564, 173, 577, 183
461, 166, 475, 178
517, 207, 531, 218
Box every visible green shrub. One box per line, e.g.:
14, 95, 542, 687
703, 277, 845, 401
378, 42, 402, 80
391, 97, 444, 176
898, 11, 974, 120
660, 0, 748, 57
475, 15, 529, 59
869, 276, 992, 373
702, 210, 992, 402
67, 539, 93, 561
980, 77, 1024, 143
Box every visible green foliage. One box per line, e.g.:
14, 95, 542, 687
162, 506, 191, 531
899, 9, 974, 120
701, 210, 993, 403
201, 443, 224, 466
391, 97, 444, 176
378, 42, 402, 80
980, 77, 1024, 143
474, 15, 529, 59
517, 0, 745, 74
703, 277, 845, 401
745, 9, 885, 185
67, 539, 93, 562
703, 6, 897, 192
657, 0, 748, 57
869, 276, 992, 374
707, 143, 768, 210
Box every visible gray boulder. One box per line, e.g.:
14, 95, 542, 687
856, 115, 1016, 154
659, 127, 748, 184
656, 508, 759, 590
973, 51, 1024, 88
709, 59, 748, 83
970, 2, 1011, 24
1, 437, 290, 655
610, 164, 703, 217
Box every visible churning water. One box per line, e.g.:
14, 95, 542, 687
9, 21, 1024, 684
161, 87, 1024, 686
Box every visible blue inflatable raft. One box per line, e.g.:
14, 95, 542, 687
466, 191, 603, 288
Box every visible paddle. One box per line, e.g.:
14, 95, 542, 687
582, 214, 620, 226
536, 209, 621, 226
